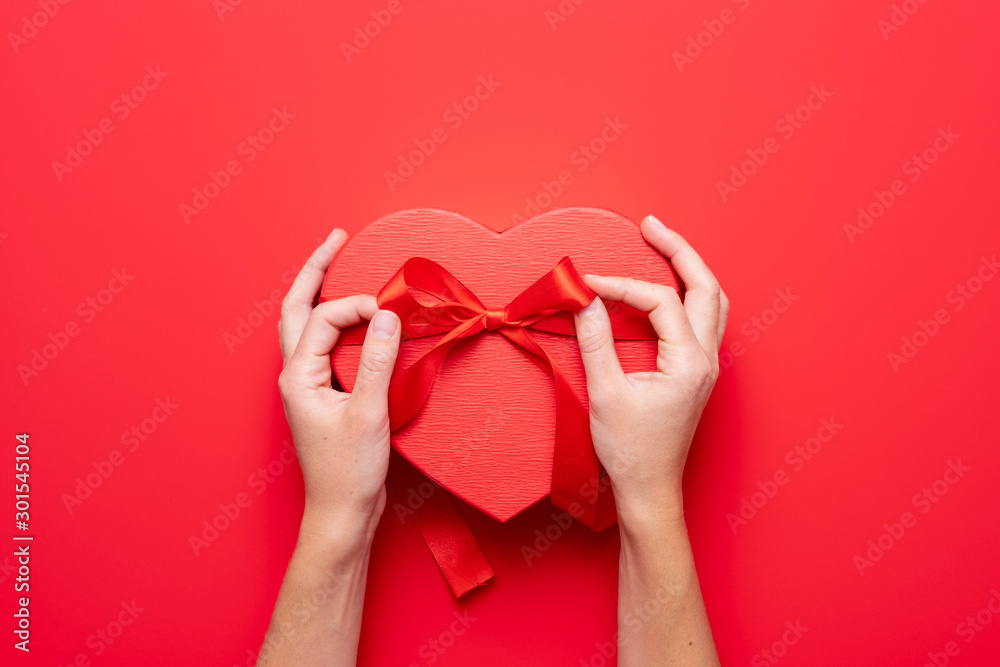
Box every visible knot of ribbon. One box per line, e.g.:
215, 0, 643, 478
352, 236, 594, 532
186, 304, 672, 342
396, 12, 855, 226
483, 309, 506, 331
335, 256, 660, 595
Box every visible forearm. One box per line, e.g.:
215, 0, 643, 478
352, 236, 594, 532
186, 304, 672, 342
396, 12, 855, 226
616, 503, 720, 667
257, 512, 376, 667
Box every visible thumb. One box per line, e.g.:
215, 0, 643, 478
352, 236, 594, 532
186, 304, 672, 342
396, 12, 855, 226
574, 297, 625, 402
350, 309, 401, 416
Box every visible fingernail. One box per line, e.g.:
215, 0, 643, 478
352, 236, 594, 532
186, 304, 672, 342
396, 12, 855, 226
579, 298, 601, 317
646, 214, 665, 229
371, 309, 398, 338
325, 228, 341, 243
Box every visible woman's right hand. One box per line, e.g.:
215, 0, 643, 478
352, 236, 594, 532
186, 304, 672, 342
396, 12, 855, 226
572, 214, 729, 529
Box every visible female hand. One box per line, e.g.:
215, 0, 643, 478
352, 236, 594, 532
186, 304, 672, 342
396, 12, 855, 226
574, 214, 727, 666
261, 230, 401, 667
573, 214, 729, 527
277, 229, 402, 542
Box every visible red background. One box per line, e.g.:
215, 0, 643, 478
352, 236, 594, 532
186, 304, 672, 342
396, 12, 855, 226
3, 0, 999, 665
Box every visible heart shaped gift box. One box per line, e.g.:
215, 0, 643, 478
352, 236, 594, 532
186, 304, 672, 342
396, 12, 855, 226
321, 206, 679, 515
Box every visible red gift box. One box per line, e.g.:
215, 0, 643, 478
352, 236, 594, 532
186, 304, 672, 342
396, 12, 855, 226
320, 207, 679, 595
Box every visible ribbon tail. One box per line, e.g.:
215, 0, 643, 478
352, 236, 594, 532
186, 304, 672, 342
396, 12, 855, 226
387, 451, 494, 597
548, 368, 618, 531
500, 328, 618, 532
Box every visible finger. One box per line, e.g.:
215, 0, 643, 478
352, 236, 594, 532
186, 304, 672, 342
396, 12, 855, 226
279, 229, 348, 364
583, 274, 700, 352
285, 295, 378, 390
573, 297, 625, 400
717, 289, 730, 352
640, 215, 722, 359
349, 309, 401, 418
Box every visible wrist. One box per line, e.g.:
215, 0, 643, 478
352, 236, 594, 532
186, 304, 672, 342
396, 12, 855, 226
616, 497, 691, 571
612, 478, 686, 532
617, 501, 686, 542
298, 503, 379, 557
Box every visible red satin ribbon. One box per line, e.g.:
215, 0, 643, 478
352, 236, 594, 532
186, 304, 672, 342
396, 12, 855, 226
336, 256, 659, 595
385, 450, 495, 597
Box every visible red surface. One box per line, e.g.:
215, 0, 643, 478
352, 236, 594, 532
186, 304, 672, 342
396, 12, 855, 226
322, 208, 675, 524
2, 0, 999, 665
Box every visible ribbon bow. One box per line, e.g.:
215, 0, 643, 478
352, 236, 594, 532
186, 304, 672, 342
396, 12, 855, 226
336, 256, 659, 595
